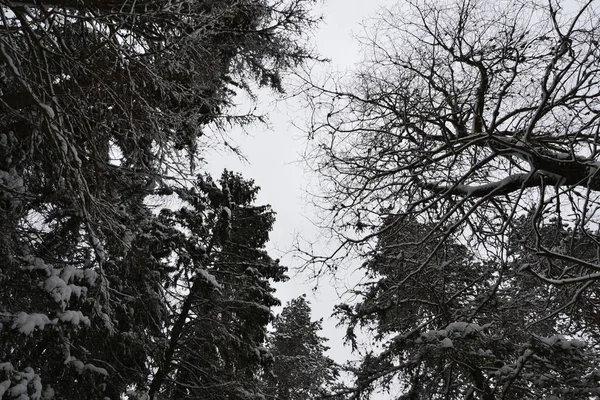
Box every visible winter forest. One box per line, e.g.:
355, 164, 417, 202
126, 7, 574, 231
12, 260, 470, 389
1, 0, 600, 399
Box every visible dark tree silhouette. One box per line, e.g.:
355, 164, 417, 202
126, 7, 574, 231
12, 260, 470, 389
265, 296, 339, 399
304, 0, 600, 398
334, 217, 600, 399
306, 0, 600, 284
0, 0, 318, 398
149, 171, 288, 400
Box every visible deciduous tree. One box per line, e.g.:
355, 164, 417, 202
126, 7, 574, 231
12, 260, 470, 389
305, 0, 600, 398
307, 0, 600, 279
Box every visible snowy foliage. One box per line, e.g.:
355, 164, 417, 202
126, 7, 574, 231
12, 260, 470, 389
0, 364, 51, 400
146, 172, 288, 399
265, 296, 339, 399
0, 0, 317, 398
334, 218, 600, 399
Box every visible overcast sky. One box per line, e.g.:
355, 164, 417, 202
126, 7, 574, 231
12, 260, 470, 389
205, 0, 394, 366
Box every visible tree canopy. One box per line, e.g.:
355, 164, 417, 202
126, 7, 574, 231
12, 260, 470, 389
335, 216, 600, 398
308, 0, 600, 267
7, 0, 600, 398
305, 0, 600, 398
265, 295, 339, 400
0, 0, 317, 399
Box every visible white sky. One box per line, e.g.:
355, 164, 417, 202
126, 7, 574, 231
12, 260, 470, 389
205, 0, 393, 369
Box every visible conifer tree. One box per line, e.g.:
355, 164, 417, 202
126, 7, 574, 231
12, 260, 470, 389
0, 0, 317, 398
265, 296, 338, 400
334, 217, 600, 399
149, 171, 288, 400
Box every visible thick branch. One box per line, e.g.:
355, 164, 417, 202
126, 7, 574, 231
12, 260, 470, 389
421, 165, 600, 198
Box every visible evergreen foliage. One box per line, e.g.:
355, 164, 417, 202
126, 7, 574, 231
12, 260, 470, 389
266, 296, 339, 400
0, 0, 317, 399
148, 171, 288, 400
335, 217, 600, 398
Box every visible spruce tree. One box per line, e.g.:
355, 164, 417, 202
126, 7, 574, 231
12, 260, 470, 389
334, 217, 600, 399
149, 171, 288, 400
266, 296, 338, 400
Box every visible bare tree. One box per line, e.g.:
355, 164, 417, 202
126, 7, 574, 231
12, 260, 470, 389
307, 0, 600, 288
305, 0, 600, 398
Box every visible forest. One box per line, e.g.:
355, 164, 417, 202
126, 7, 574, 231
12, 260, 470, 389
1, 0, 600, 399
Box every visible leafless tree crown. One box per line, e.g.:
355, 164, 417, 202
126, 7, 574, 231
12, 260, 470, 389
307, 0, 600, 277
306, 1, 600, 397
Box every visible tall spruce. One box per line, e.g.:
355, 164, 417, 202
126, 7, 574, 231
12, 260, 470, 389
265, 296, 338, 400
148, 171, 288, 400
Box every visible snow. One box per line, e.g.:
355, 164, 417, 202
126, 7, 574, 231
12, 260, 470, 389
42, 267, 88, 308
0, 44, 20, 77
84, 269, 98, 286
84, 363, 108, 376
421, 321, 489, 348
0, 169, 24, 192
44, 275, 70, 304
197, 269, 223, 290
59, 311, 90, 327
447, 322, 469, 331
11, 312, 54, 335
126, 390, 149, 400
65, 357, 108, 376
0, 365, 45, 399
445, 322, 487, 334
538, 334, 586, 350
59, 138, 68, 157
99, 311, 114, 332
497, 365, 514, 376
222, 206, 232, 218
66, 357, 85, 373
31, 376, 43, 399
60, 265, 78, 283
20, 368, 34, 381
39, 103, 55, 119
69, 284, 86, 299
0, 380, 10, 398
9, 381, 28, 397
42, 386, 55, 399
69, 143, 81, 168
23, 256, 51, 274
0, 362, 13, 372
89, 234, 106, 261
